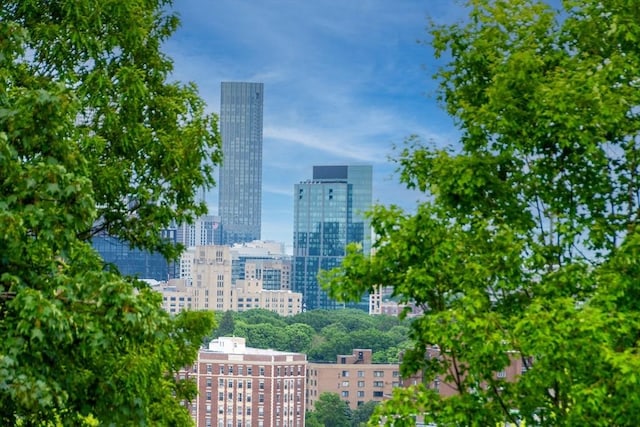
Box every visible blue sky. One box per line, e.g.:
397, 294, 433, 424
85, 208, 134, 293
165, 0, 466, 251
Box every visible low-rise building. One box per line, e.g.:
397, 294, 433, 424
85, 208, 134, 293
306, 349, 401, 410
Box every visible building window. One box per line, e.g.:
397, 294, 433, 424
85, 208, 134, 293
247, 381, 252, 389
259, 381, 265, 390
259, 366, 265, 376
373, 381, 384, 387
357, 381, 365, 387
373, 371, 384, 377
357, 371, 364, 377
206, 377, 212, 387
341, 391, 349, 397
218, 392, 224, 401
206, 392, 212, 401
206, 364, 212, 373
341, 370, 349, 377
373, 391, 384, 398
248, 366, 253, 375
497, 370, 507, 378
392, 371, 399, 377
341, 381, 349, 387
357, 391, 365, 398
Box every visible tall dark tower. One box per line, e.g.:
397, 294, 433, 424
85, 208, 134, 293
218, 82, 264, 245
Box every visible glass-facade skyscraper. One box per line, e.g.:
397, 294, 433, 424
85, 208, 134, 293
293, 165, 372, 310
218, 82, 264, 245
92, 228, 178, 280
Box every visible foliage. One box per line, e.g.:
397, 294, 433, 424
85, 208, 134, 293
215, 310, 236, 337
323, 0, 640, 425
227, 309, 411, 362
351, 401, 380, 427
0, 0, 219, 424
306, 396, 379, 427
309, 392, 352, 427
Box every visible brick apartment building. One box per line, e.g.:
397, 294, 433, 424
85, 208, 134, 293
306, 349, 401, 410
401, 346, 532, 398
187, 337, 307, 427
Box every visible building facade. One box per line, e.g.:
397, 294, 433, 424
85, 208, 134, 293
306, 349, 400, 410
164, 245, 302, 316
235, 277, 302, 316
91, 228, 177, 280
176, 215, 223, 248
293, 165, 372, 310
187, 337, 307, 427
218, 82, 264, 245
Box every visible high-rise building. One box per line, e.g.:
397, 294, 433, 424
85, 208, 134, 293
218, 82, 264, 245
293, 165, 372, 310
91, 228, 177, 280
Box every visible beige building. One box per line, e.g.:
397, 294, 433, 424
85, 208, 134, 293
152, 279, 194, 315
157, 245, 302, 316
236, 276, 302, 316
306, 349, 401, 410
185, 337, 307, 427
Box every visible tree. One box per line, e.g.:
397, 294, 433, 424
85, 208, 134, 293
284, 323, 315, 353
215, 310, 236, 337
311, 392, 352, 427
324, 0, 640, 425
0, 0, 219, 424
351, 401, 379, 427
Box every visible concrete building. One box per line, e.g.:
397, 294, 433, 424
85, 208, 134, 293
186, 337, 307, 427
218, 82, 264, 245
306, 349, 401, 410
167, 245, 302, 316
369, 286, 423, 318
151, 279, 194, 315
176, 215, 222, 248
235, 276, 302, 316
293, 165, 372, 310
231, 241, 290, 289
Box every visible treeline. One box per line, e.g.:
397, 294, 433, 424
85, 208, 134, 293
210, 309, 412, 363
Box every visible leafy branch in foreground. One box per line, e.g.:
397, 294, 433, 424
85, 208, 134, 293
324, 0, 640, 425
1, 0, 218, 424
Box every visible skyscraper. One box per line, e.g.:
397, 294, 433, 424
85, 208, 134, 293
218, 82, 264, 245
293, 165, 373, 310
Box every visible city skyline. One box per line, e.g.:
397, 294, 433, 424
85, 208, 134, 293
166, 1, 465, 250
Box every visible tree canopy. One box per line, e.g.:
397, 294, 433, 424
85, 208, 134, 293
324, 0, 640, 425
0, 0, 218, 424
216, 308, 410, 362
